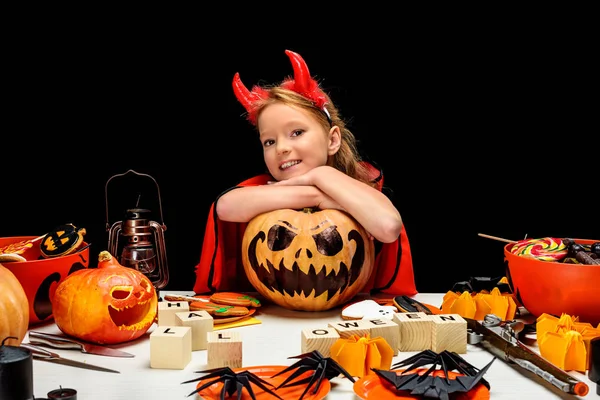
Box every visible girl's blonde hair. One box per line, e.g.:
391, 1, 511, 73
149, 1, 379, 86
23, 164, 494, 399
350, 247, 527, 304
253, 86, 377, 188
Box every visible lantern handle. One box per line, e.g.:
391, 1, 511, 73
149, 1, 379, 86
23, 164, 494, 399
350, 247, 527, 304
105, 169, 166, 231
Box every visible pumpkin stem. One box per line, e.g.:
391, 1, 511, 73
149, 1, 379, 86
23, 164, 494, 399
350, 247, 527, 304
98, 250, 113, 263
302, 207, 314, 213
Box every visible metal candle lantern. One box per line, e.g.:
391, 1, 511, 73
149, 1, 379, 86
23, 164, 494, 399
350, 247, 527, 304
105, 170, 169, 290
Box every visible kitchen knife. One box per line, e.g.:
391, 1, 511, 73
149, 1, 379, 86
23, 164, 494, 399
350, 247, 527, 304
22, 343, 120, 374
28, 331, 135, 358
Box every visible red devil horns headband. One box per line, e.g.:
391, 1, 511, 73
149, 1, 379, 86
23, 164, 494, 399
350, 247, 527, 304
232, 49, 329, 125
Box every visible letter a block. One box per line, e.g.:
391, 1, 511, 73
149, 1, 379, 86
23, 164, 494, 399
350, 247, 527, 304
393, 312, 433, 352
150, 326, 192, 369
207, 331, 242, 369
176, 310, 213, 351
430, 314, 467, 354
158, 301, 189, 326
301, 327, 340, 358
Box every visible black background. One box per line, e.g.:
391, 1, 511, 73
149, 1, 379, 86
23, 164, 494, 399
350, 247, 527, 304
2, 21, 597, 294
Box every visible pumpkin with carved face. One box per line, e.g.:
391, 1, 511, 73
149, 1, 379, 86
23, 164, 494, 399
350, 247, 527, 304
52, 250, 157, 344
241, 208, 375, 311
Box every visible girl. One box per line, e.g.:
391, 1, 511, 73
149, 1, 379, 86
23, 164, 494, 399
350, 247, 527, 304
194, 50, 416, 297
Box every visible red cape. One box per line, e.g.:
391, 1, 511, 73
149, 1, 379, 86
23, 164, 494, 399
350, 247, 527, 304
193, 164, 417, 296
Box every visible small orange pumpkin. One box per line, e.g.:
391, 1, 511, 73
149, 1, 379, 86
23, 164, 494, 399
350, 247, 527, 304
52, 250, 157, 344
0, 263, 29, 346
241, 208, 375, 311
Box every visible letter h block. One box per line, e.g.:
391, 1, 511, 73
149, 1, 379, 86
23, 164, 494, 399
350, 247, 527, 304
207, 331, 242, 369
150, 326, 192, 369
158, 301, 189, 327
301, 327, 340, 358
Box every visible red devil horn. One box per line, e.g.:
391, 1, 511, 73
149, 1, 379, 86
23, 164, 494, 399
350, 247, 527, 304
285, 49, 312, 94
232, 72, 261, 112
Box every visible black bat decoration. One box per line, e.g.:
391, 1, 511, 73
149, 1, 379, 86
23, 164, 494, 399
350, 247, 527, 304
372, 350, 495, 400
181, 366, 283, 399
271, 350, 356, 400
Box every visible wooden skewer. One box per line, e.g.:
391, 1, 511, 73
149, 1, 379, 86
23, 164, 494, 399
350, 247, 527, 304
163, 294, 208, 303
478, 233, 516, 244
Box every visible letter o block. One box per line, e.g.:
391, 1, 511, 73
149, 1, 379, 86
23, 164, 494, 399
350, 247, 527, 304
301, 327, 340, 358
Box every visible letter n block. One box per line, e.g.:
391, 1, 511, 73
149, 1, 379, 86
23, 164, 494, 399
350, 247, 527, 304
328, 320, 370, 339
393, 312, 433, 352
150, 326, 192, 369
301, 327, 340, 358
158, 301, 189, 326
207, 331, 242, 369
176, 310, 213, 351
430, 314, 467, 354
359, 318, 400, 356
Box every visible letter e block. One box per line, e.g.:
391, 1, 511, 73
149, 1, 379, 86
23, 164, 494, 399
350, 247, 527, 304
158, 301, 189, 326
328, 320, 370, 339
360, 318, 400, 356
301, 327, 340, 358
393, 312, 433, 352
207, 331, 242, 369
150, 326, 192, 369
431, 314, 467, 354
176, 310, 213, 351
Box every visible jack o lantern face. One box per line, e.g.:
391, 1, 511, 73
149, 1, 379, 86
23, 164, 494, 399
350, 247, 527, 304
103, 273, 156, 328
242, 209, 375, 311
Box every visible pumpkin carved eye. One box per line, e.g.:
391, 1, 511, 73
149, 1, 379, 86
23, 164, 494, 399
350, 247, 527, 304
313, 225, 343, 255
267, 224, 297, 251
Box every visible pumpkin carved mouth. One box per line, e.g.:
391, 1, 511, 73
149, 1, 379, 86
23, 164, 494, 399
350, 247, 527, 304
108, 288, 154, 328
246, 230, 365, 300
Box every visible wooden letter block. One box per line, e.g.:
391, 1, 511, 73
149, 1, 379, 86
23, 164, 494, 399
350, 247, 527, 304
328, 320, 370, 339
158, 301, 189, 327
430, 314, 467, 354
207, 331, 242, 369
393, 312, 433, 352
359, 318, 400, 356
176, 310, 213, 351
150, 326, 192, 369
301, 327, 340, 358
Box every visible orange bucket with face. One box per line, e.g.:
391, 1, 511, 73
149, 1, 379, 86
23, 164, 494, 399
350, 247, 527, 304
1, 236, 90, 325
504, 238, 600, 325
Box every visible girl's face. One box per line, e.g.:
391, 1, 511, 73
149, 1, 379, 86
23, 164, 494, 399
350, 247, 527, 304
257, 102, 339, 181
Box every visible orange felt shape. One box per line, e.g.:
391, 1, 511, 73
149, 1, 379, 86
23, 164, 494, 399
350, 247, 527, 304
52, 250, 158, 345
330, 334, 394, 378
241, 208, 375, 311
537, 313, 600, 371
0, 263, 29, 346
441, 287, 516, 321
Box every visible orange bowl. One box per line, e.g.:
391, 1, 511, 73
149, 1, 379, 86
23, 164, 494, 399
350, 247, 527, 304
1, 236, 90, 325
504, 238, 600, 325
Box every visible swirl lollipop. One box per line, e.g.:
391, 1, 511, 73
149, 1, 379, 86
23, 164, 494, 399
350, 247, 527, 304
510, 237, 568, 261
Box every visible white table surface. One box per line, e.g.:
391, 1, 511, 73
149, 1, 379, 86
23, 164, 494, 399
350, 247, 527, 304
27, 292, 599, 399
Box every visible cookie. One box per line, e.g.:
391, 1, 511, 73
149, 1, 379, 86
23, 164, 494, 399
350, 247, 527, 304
210, 292, 261, 308
189, 301, 250, 316
341, 299, 397, 320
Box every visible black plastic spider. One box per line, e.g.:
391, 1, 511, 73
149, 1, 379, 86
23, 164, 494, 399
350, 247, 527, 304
372, 350, 495, 400
270, 350, 355, 400
181, 366, 283, 399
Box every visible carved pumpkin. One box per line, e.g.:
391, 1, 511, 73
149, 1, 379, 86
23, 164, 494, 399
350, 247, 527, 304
0, 263, 29, 346
52, 250, 158, 344
241, 208, 375, 311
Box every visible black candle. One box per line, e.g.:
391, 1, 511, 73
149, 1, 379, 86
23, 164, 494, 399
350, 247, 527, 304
0, 337, 34, 400
47, 386, 77, 400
